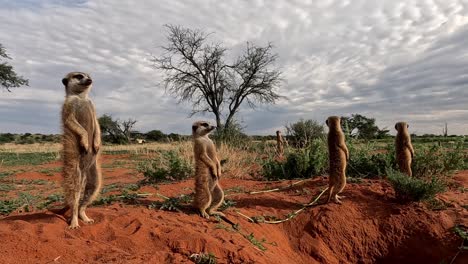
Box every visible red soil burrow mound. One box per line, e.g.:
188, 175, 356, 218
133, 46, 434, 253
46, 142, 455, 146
0, 173, 467, 264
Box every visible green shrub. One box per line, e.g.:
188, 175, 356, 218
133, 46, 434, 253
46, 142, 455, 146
138, 150, 193, 184
412, 141, 465, 177
262, 139, 327, 180
347, 141, 395, 178
386, 168, 446, 202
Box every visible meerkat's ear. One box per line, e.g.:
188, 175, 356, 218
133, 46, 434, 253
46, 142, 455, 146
407, 124, 409, 128
62, 78, 68, 86
395, 124, 398, 130
326, 119, 329, 127
192, 125, 197, 132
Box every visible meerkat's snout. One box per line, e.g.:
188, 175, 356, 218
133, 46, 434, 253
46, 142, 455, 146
82, 78, 92, 86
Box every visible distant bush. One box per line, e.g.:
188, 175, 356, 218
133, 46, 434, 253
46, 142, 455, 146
386, 168, 446, 202
285, 119, 325, 147
213, 121, 250, 146
0, 133, 15, 144
137, 150, 193, 184
145, 130, 166, 141
346, 141, 395, 178
412, 141, 465, 178
262, 139, 327, 180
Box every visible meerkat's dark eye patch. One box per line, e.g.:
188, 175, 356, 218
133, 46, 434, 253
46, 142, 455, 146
74, 74, 84, 80
201, 123, 209, 127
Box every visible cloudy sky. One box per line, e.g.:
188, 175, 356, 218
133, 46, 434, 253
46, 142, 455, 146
1, 0, 467, 135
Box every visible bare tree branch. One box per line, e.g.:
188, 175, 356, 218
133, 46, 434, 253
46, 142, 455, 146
151, 25, 282, 131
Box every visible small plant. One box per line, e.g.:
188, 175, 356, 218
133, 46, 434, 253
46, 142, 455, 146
244, 233, 267, 251
450, 225, 468, 264
0, 192, 40, 214
386, 168, 446, 202
189, 252, 217, 264
346, 141, 394, 178
93, 191, 141, 206
412, 141, 465, 178
219, 199, 236, 211
151, 194, 193, 213
138, 150, 193, 184
0, 199, 21, 215
262, 138, 327, 180
37, 193, 64, 209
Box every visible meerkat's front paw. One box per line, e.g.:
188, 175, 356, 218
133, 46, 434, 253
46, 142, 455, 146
80, 141, 90, 154
93, 138, 101, 153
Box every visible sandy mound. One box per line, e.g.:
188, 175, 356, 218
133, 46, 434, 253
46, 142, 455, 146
1, 170, 467, 263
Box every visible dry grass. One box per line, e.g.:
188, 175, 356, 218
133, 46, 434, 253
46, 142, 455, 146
0, 141, 264, 179
0, 143, 61, 153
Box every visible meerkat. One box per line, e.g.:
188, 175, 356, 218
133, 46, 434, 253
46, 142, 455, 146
395, 122, 415, 177
276, 130, 284, 158
326, 116, 349, 204
192, 121, 224, 218
61, 72, 102, 229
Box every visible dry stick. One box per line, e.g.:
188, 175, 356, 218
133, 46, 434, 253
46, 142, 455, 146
236, 187, 329, 224
155, 193, 170, 200
117, 193, 152, 198
248, 179, 308, 195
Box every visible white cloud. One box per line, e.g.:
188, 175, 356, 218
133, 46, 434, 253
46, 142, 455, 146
0, 0, 467, 135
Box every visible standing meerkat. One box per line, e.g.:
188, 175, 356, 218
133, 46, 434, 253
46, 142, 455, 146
192, 121, 224, 218
61, 72, 102, 229
395, 122, 414, 177
276, 130, 284, 158
326, 116, 349, 204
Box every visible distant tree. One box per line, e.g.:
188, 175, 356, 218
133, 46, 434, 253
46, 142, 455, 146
152, 24, 282, 133
285, 119, 325, 147
0, 133, 15, 143
212, 119, 249, 143
1, 43, 28, 92
145, 130, 166, 141
98, 114, 137, 144
341, 114, 389, 139
167, 133, 182, 141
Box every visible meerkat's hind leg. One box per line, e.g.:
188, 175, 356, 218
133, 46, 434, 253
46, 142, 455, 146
207, 183, 225, 216
333, 194, 343, 204
194, 183, 212, 219
68, 167, 84, 229
79, 161, 101, 224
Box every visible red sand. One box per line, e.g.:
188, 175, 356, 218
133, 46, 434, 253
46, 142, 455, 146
0, 157, 467, 264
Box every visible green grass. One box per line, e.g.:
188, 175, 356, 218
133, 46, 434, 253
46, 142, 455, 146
0, 171, 17, 178
37, 167, 61, 176
138, 150, 193, 184
0, 192, 41, 215
0, 152, 58, 166
0, 183, 16, 192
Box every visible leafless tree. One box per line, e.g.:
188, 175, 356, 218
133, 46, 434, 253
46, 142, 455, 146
120, 118, 137, 142
152, 24, 282, 131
